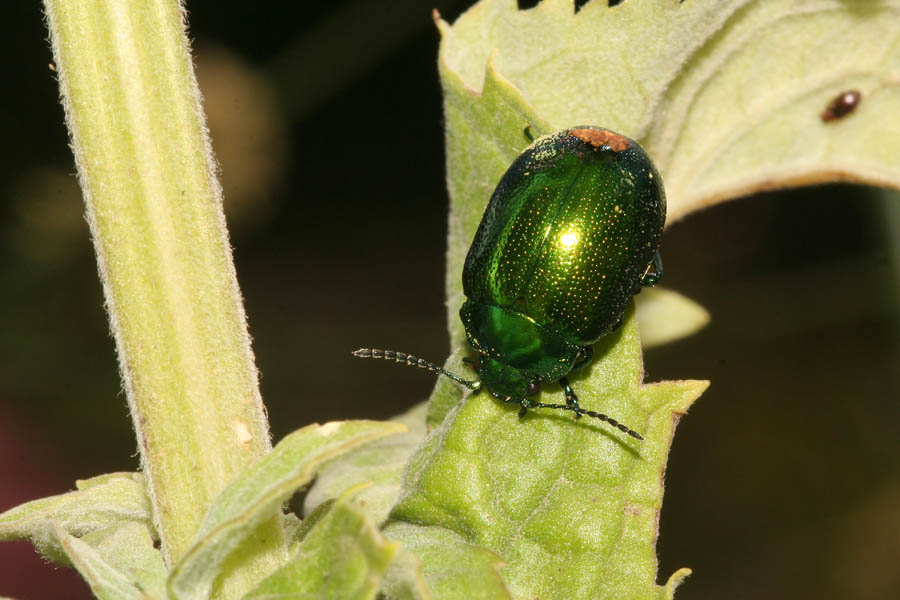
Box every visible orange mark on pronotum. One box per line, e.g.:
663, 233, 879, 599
569, 128, 630, 152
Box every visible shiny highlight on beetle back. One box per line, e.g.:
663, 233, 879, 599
462, 127, 665, 346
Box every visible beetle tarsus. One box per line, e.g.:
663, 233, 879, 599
526, 401, 643, 440
559, 377, 582, 419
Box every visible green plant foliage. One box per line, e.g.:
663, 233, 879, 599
77, 521, 168, 599
167, 420, 406, 600
244, 484, 399, 599
304, 403, 429, 526
12, 1, 897, 599
384, 308, 706, 599
0, 472, 153, 565
425, 349, 469, 428
48, 523, 161, 600
382, 522, 510, 600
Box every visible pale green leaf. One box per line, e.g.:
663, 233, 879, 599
244, 484, 399, 600
81, 521, 167, 599
74, 472, 146, 491
635, 287, 710, 349
167, 420, 406, 600
381, 522, 510, 600
425, 349, 469, 428
387, 307, 706, 600
646, 0, 900, 221
303, 403, 428, 525
0, 472, 152, 564
49, 523, 159, 600
282, 510, 305, 551
290, 500, 335, 552
379, 549, 432, 600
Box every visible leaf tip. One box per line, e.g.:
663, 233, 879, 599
433, 8, 450, 36
664, 567, 692, 599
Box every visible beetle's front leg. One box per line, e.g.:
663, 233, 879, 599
559, 377, 582, 419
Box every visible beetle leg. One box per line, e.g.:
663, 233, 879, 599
572, 346, 594, 371
641, 250, 663, 287
517, 396, 542, 418
523, 125, 535, 142
559, 377, 582, 419
490, 390, 529, 417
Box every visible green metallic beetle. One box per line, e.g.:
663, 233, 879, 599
355, 126, 665, 439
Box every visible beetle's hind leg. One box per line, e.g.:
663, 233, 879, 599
641, 250, 663, 287
571, 346, 593, 371
559, 377, 582, 419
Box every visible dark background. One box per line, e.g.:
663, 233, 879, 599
1, 1, 898, 598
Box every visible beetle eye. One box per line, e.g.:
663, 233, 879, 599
526, 382, 541, 396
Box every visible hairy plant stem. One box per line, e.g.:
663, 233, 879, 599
43, 0, 284, 595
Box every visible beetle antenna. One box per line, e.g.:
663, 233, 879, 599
525, 402, 644, 440
352, 348, 481, 390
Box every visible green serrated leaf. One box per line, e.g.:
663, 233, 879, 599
635, 287, 710, 349
244, 484, 399, 600
303, 404, 428, 526
0, 472, 153, 565
167, 420, 406, 600
387, 307, 706, 600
